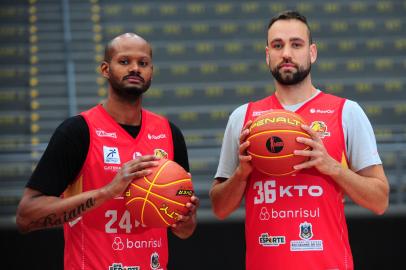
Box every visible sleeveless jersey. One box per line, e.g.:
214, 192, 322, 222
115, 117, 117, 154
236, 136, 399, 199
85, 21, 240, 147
63, 104, 173, 270
244, 92, 353, 270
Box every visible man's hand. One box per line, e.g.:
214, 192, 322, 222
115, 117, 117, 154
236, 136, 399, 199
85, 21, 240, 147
236, 120, 254, 180
103, 155, 160, 199
293, 124, 341, 177
171, 195, 200, 239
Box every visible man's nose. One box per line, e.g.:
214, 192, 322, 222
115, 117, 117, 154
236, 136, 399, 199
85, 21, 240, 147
281, 46, 292, 59
128, 63, 140, 73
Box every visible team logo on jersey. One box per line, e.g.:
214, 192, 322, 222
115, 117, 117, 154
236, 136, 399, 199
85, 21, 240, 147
150, 252, 160, 269
299, 221, 313, 240
109, 263, 140, 270
290, 222, 323, 251
310, 121, 331, 138
154, 149, 168, 159
259, 233, 286, 247
103, 146, 121, 164
96, 128, 117, 138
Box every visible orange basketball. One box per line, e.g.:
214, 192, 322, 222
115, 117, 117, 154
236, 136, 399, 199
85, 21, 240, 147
247, 109, 311, 176
124, 158, 194, 227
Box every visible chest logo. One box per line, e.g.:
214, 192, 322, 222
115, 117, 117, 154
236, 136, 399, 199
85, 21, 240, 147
148, 133, 167, 140
132, 151, 142, 159
95, 128, 117, 138
150, 252, 160, 269
299, 221, 313, 240
154, 149, 168, 159
310, 121, 331, 138
103, 146, 121, 164
290, 221, 324, 251
309, 108, 334, 114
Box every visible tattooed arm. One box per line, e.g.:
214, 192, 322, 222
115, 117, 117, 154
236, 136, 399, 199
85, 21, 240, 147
16, 155, 159, 233
17, 188, 104, 232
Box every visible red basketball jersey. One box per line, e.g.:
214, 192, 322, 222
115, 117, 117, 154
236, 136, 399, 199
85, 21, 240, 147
63, 105, 173, 270
244, 92, 353, 270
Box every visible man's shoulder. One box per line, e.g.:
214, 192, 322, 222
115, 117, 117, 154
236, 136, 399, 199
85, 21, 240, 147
59, 114, 86, 127
230, 103, 249, 120
56, 115, 88, 135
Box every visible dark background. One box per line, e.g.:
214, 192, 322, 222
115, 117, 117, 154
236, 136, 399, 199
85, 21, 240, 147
2, 216, 404, 269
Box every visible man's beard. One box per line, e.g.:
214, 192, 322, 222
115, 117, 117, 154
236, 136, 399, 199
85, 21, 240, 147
271, 62, 311, 85
109, 77, 151, 102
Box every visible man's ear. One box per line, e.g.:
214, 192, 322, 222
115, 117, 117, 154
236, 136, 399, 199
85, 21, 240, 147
100, 61, 109, 79
310, 43, 317, 64
265, 46, 270, 66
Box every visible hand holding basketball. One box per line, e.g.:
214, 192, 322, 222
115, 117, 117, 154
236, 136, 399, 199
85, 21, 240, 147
294, 124, 342, 177
247, 110, 311, 176
237, 120, 254, 179
125, 158, 194, 227
170, 195, 199, 239
104, 155, 159, 199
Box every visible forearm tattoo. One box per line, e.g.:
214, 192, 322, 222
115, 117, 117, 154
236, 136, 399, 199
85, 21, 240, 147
28, 197, 95, 229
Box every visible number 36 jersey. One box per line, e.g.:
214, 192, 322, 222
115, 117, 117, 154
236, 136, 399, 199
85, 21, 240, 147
244, 93, 354, 270
63, 105, 173, 270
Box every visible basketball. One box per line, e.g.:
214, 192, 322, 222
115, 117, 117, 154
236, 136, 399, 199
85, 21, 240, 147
124, 158, 194, 227
247, 109, 311, 176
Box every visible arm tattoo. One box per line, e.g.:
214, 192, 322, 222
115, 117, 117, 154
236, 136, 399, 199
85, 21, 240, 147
28, 197, 95, 229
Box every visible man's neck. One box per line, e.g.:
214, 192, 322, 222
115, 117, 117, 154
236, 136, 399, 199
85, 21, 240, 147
274, 78, 317, 106
102, 96, 142, 126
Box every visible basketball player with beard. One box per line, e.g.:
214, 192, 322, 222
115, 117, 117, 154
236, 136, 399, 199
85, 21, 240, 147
210, 11, 389, 270
16, 33, 199, 270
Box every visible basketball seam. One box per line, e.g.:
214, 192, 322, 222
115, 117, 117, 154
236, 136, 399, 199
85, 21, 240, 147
129, 182, 188, 207
141, 178, 192, 187
126, 197, 171, 226
258, 167, 298, 176
247, 130, 311, 140
247, 146, 311, 159
140, 160, 170, 224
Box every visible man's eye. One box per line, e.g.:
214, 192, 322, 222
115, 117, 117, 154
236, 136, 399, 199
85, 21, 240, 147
120, 60, 129, 64
139, 61, 148, 67
273, 44, 282, 49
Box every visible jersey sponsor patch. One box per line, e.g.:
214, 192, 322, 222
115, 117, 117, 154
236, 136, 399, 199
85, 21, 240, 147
309, 108, 335, 114
111, 236, 163, 251
259, 207, 320, 220
290, 221, 323, 251
103, 146, 121, 164
259, 232, 286, 247
96, 128, 117, 138
148, 133, 167, 140
252, 110, 271, 117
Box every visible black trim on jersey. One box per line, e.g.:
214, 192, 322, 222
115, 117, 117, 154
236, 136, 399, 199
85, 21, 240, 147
26, 115, 189, 196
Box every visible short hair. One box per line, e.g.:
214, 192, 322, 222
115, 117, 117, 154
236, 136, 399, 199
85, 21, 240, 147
267, 10, 313, 44
104, 39, 115, 62
103, 33, 152, 62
